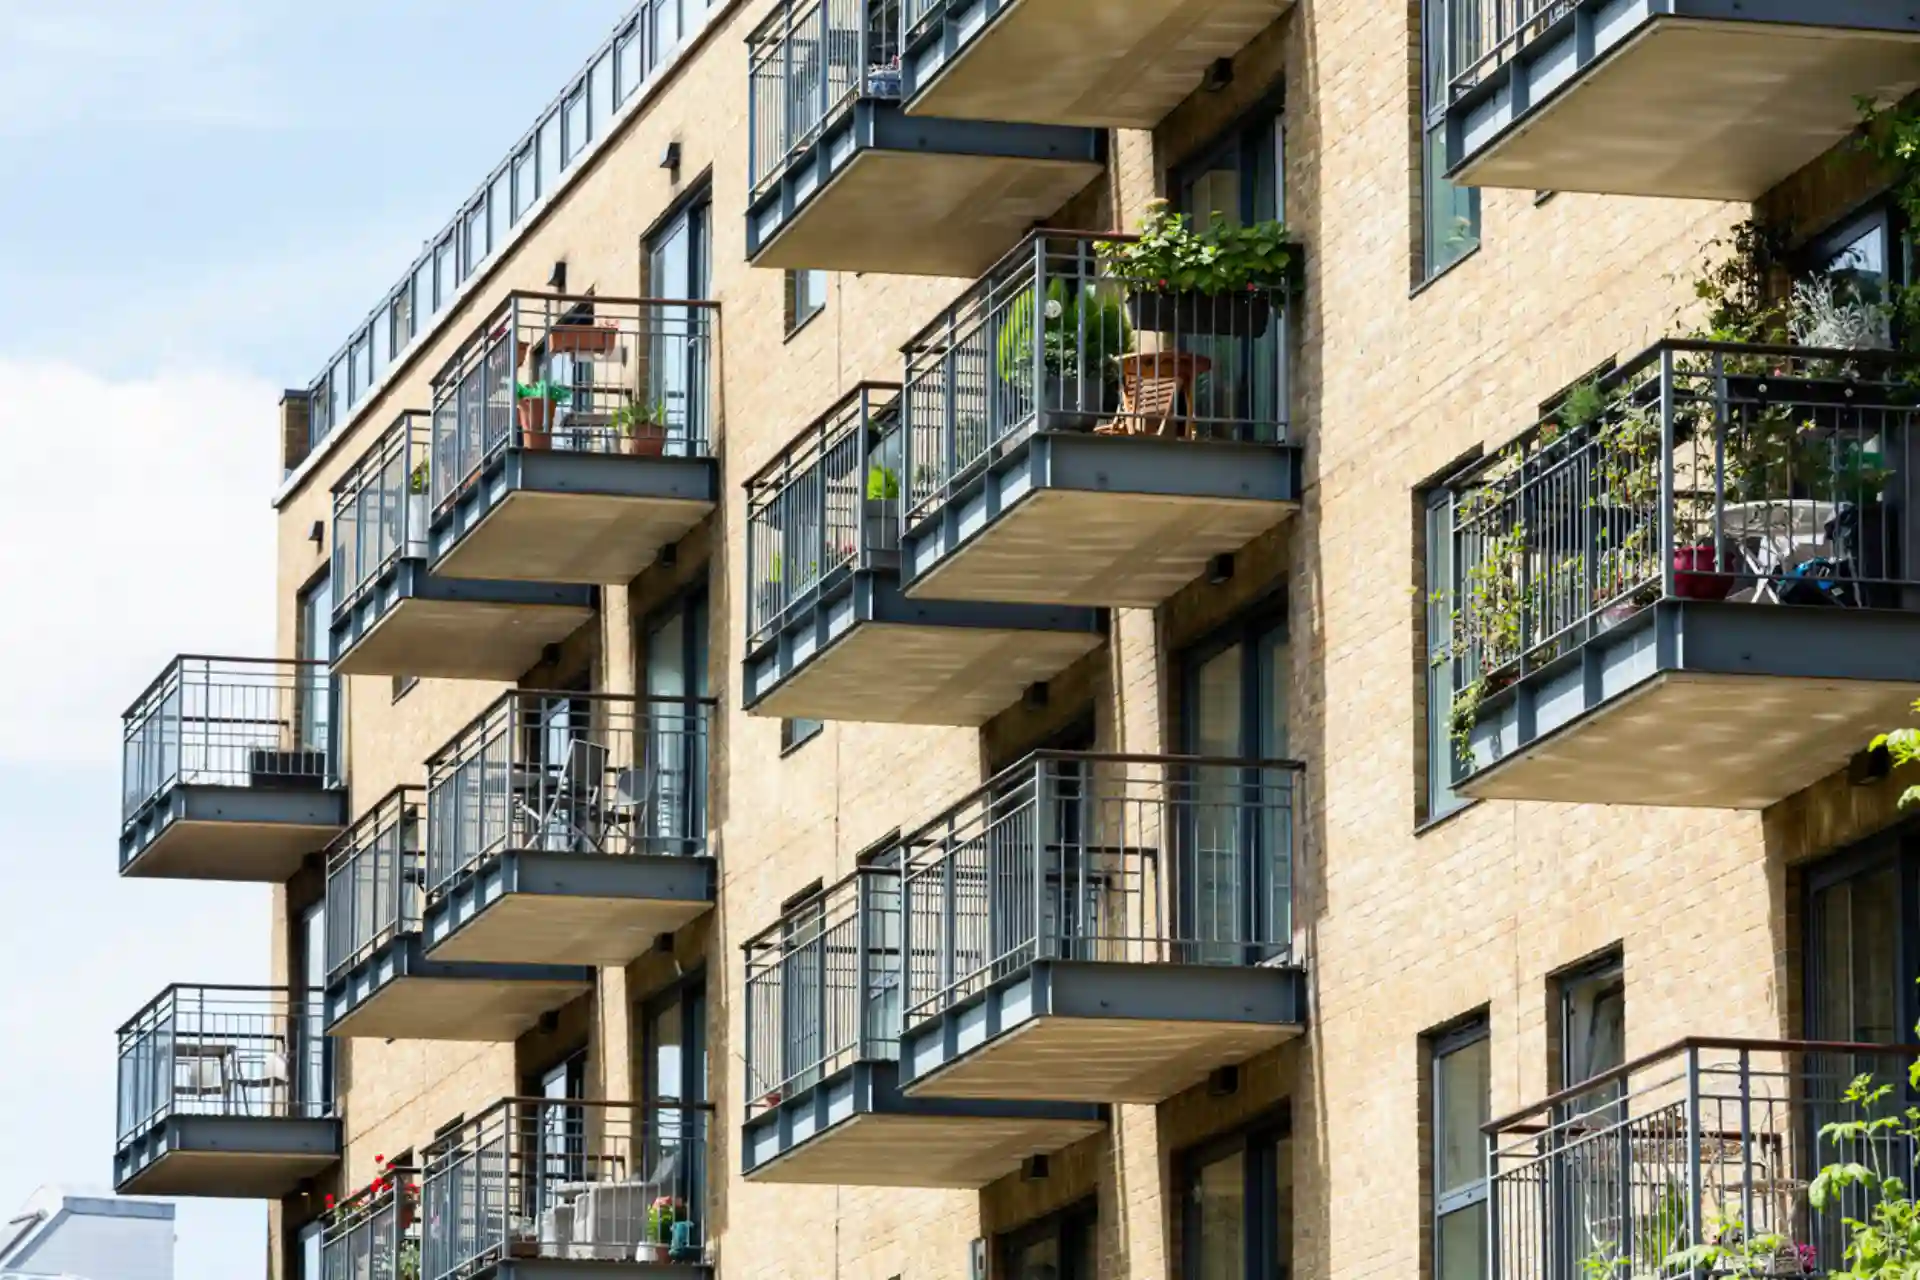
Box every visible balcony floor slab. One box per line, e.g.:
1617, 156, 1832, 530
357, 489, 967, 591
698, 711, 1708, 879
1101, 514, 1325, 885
424, 854, 716, 967
120, 784, 347, 880
1451, 7, 1920, 199
327, 937, 592, 1041
905, 0, 1292, 128
114, 1116, 341, 1199
332, 562, 595, 680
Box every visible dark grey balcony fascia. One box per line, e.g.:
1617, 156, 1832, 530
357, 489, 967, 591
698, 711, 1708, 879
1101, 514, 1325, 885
742, 1058, 1103, 1185
119, 782, 348, 881
901, 430, 1301, 604
422, 853, 718, 954
325, 933, 593, 1037
1444, 0, 1920, 198
492, 1263, 711, 1280
113, 1114, 342, 1197
328, 557, 595, 674
426, 448, 718, 571
741, 562, 1105, 719
898, 959, 1308, 1093
1457, 599, 1920, 808
745, 100, 1105, 275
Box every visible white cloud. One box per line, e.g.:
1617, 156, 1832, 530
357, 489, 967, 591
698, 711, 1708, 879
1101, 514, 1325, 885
0, 359, 278, 766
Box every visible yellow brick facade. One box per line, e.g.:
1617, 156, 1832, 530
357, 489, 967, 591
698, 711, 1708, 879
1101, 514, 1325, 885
229, 1, 1920, 1277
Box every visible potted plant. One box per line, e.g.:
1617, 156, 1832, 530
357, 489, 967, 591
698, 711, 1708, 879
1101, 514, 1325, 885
515, 381, 570, 450
613, 400, 671, 457
865, 463, 900, 552
1096, 199, 1293, 338
636, 1196, 683, 1263
994, 279, 1132, 434
547, 319, 619, 356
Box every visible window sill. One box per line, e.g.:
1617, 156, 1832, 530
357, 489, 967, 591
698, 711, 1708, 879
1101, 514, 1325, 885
1415, 795, 1482, 837
783, 303, 827, 344
1409, 243, 1481, 300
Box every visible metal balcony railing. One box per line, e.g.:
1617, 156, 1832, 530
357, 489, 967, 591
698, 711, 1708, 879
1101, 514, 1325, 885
748, 0, 904, 196
427, 292, 716, 513
421, 1098, 710, 1276
424, 691, 714, 896
323, 1169, 420, 1280
901, 231, 1292, 529
744, 865, 902, 1115
899, 752, 1304, 1030
1487, 1038, 1920, 1280
745, 383, 903, 650
332, 411, 433, 621
1440, 0, 1577, 101
1437, 340, 1920, 711
121, 656, 336, 823
115, 985, 329, 1146
325, 790, 425, 984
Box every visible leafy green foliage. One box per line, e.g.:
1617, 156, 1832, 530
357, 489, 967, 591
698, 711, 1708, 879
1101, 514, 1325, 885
1871, 698, 1920, 809
515, 380, 574, 406
866, 464, 900, 501
994, 278, 1131, 384
1095, 199, 1293, 294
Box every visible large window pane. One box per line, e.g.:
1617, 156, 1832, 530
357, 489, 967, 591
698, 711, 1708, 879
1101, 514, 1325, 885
539, 110, 562, 198
489, 171, 510, 247
1435, 1034, 1488, 1196
1424, 122, 1480, 276
1195, 1148, 1247, 1280
1438, 1199, 1487, 1280
1425, 491, 1467, 820
433, 237, 456, 310
590, 50, 614, 137
512, 144, 535, 219
616, 23, 642, 102
563, 85, 587, 164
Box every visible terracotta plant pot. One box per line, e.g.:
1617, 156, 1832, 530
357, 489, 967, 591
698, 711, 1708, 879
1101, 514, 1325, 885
517, 396, 557, 450
627, 424, 668, 457
548, 323, 619, 356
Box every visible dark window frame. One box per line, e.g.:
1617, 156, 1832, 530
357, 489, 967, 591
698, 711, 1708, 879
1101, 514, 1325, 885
1416, 0, 1483, 282
1179, 1109, 1292, 1280
1430, 1014, 1491, 1280
998, 1196, 1098, 1280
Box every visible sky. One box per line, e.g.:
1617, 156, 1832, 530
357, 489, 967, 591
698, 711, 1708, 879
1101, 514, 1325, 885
0, 2, 638, 1272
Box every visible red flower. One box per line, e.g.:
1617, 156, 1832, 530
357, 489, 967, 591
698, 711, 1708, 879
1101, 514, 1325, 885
324, 1195, 335, 1208
375, 1154, 385, 1164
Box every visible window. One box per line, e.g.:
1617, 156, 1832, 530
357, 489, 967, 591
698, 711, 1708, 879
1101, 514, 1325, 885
392, 674, 418, 702
1423, 489, 1468, 822
784, 269, 827, 334
640, 975, 709, 1242
539, 110, 563, 200
652, 0, 682, 67
392, 285, 413, 355
411, 260, 433, 328
563, 85, 588, 164
489, 170, 510, 246
433, 236, 456, 311
299, 901, 332, 1115
616, 21, 643, 102
781, 718, 823, 753
1557, 951, 1624, 1094
1000, 1200, 1096, 1280
296, 1221, 323, 1280
646, 193, 713, 453
463, 201, 488, 277
1182, 1120, 1290, 1280
590, 50, 614, 140
1432, 1018, 1490, 1280
296, 573, 333, 757
1419, 0, 1482, 279
513, 144, 536, 219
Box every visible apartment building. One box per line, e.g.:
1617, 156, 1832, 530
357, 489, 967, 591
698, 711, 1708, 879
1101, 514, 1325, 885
107, 3, 1920, 1280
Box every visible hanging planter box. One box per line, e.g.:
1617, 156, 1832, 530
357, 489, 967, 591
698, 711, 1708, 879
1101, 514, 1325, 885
1126, 289, 1272, 338
548, 323, 620, 356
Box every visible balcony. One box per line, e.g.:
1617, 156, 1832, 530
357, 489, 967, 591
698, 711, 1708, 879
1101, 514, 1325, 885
742, 384, 1103, 724
421, 1097, 711, 1277
421, 691, 715, 967
1437, 340, 1920, 810
1487, 1038, 1920, 1280
742, 865, 1103, 1187
119, 657, 347, 880
900, 0, 1292, 128
1442, 2, 1920, 200
745, 0, 1104, 276
323, 1171, 420, 1280
896, 752, 1307, 1104
330, 412, 595, 680
324, 789, 592, 1041
901, 232, 1300, 607
113, 985, 338, 1197
426, 293, 718, 584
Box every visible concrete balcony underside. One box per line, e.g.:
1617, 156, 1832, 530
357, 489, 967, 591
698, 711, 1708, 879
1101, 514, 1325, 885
747, 102, 1103, 277
114, 1115, 341, 1198
120, 784, 347, 881
903, 0, 1292, 128
1446, 1, 1920, 199
327, 936, 592, 1041
331, 560, 595, 680
423, 853, 717, 967
1459, 600, 1920, 809
429, 450, 717, 584
903, 431, 1301, 606
489, 1263, 710, 1280
900, 959, 1308, 1103
742, 1060, 1104, 1188
743, 568, 1104, 724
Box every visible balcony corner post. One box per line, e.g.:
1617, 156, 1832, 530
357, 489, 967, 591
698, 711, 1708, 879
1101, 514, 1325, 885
1659, 346, 1678, 599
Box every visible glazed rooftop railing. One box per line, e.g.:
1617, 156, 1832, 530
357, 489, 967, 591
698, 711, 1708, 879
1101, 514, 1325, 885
744, 383, 904, 649
325, 790, 425, 984
121, 657, 336, 822
331, 411, 432, 621
899, 752, 1304, 1029
901, 231, 1292, 528
423, 691, 714, 895
421, 1097, 710, 1276
323, 1167, 419, 1280
300, 0, 720, 467
748, 0, 904, 196
1486, 1038, 1920, 1280
743, 864, 902, 1116
427, 292, 717, 512
115, 985, 326, 1146
1439, 340, 1920, 703
1441, 0, 1578, 100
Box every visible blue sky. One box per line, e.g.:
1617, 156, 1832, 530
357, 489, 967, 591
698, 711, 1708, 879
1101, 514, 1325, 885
0, 3, 637, 1272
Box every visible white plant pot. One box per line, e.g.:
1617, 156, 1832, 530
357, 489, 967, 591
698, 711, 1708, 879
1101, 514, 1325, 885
635, 1241, 668, 1263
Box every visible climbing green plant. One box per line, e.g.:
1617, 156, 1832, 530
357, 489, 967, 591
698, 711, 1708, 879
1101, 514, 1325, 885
1871, 701, 1920, 808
